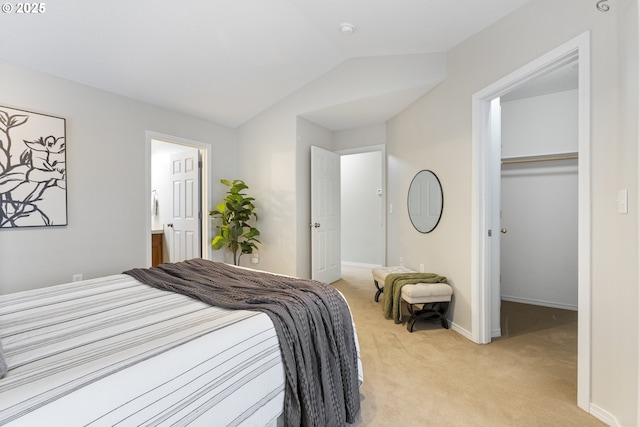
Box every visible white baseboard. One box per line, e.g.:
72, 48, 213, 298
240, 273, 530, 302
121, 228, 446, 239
341, 261, 381, 269
501, 295, 578, 311
589, 403, 619, 427
449, 321, 474, 342
491, 328, 502, 338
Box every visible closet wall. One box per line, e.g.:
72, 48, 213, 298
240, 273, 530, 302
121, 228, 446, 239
500, 89, 579, 310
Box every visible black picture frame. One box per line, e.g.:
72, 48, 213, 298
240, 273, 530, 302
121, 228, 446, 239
0, 105, 67, 228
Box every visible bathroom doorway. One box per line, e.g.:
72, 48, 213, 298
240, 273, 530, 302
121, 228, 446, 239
147, 132, 210, 265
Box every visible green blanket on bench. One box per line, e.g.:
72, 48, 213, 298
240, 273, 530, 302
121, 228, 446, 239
383, 272, 448, 323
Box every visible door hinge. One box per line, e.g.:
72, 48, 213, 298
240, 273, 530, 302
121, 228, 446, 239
488, 229, 492, 237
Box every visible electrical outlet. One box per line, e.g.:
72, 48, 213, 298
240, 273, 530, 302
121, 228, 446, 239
72, 274, 83, 282
399, 257, 403, 266
419, 264, 425, 272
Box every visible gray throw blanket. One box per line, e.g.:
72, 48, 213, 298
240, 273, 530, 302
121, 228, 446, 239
124, 259, 360, 427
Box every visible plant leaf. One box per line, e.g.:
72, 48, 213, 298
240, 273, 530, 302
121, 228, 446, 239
211, 235, 227, 250
211, 179, 260, 258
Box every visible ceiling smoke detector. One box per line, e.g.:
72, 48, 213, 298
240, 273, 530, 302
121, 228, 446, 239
339, 23, 356, 35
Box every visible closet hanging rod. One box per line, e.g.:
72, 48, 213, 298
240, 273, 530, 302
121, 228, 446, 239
501, 153, 578, 165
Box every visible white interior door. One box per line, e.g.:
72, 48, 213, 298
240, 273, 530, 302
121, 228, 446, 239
170, 149, 201, 262
311, 146, 341, 283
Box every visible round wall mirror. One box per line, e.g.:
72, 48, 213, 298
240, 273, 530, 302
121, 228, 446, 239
407, 170, 443, 233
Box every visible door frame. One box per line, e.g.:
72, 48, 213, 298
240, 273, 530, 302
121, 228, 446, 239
471, 32, 591, 410
145, 131, 211, 266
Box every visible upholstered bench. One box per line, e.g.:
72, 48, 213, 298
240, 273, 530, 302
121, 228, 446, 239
372, 266, 453, 332
371, 265, 415, 302
402, 282, 453, 332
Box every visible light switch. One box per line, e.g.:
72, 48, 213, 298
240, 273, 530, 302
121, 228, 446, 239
617, 189, 628, 214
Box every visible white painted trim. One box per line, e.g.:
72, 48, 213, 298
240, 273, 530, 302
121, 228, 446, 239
144, 138, 152, 267
471, 31, 591, 411
341, 261, 382, 269
335, 144, 385, 156
575, 32, 592, 413
637, 4, 640, 425
449, 322, 474, 342
590, 403, 620, 427
501, 295, 578, 311
471, 94, 492, 344
145, 131, 212, 265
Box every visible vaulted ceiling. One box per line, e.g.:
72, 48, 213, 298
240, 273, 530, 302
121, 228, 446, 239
0, 0, 533, 130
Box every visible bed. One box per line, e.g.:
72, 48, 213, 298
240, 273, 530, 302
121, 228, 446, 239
0, 260, 363, 426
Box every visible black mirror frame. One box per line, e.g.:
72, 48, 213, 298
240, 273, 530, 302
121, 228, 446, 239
407, 169, 444, 233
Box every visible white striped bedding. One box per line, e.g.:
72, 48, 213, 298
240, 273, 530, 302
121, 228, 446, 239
0, 274, 288, 426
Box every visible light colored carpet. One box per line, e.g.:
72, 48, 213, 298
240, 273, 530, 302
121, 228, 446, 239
333, 265, 605, 427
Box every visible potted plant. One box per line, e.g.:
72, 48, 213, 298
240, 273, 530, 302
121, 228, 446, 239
209, 179, 260, 265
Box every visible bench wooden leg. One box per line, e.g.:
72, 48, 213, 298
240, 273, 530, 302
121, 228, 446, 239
374, 280, 383, 302
407, 316, 418, 332
405, 301, 450, 332
441, 315, 450, 329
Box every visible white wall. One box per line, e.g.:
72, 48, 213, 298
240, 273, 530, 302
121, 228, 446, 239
237, 55, 444, 279
341, 151, 383, 266
333, 123, 387, 151
501, 90, 579, 157
237, 113, 386, 279
386, 0, 638, 424
235, 106, 297, 277
500, 90, 579, 309
0, 60, 237, 294
501, 160, 578, 309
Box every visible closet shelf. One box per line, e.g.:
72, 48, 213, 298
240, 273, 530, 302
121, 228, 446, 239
501, 152, 578, 165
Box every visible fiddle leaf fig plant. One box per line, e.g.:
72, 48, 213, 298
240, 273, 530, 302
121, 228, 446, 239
209, 179, 260, 265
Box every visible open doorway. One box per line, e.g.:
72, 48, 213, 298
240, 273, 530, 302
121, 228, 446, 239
485, 61, 583, 338
471, 32, 591, 410
310, 144, 386, 281
340, 148, 385, 268
146, 132, 210, 266
498, 65, 579, 337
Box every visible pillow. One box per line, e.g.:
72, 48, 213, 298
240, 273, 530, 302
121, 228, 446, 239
0, 341, 7, 378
